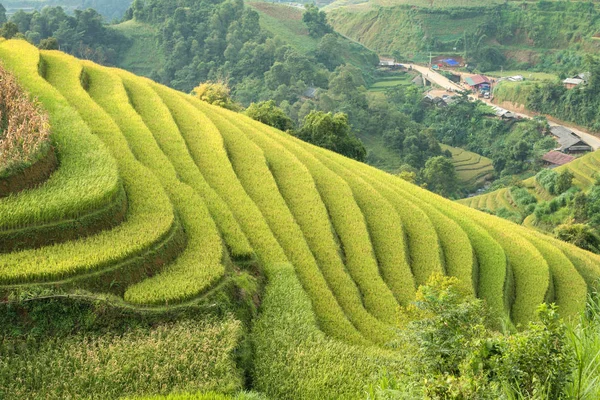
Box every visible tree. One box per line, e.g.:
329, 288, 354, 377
296, 111, 366, 161
39, 37, 59, 50
555, 223, 600, 253
421, 156, 458, 197
0, 4, 6, 25
0, 22, 18, 40
192, 81, 240, 111
316, 34, 342, 70
302, 4, 332, 38
245, 100, 294, 132
555, 170, 574, 194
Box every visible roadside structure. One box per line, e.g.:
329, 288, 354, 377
464, 74, 491, 92
550, 126, 592, 153
542, 150, 575, 168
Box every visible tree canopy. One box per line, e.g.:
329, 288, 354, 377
296, 111, 366, 161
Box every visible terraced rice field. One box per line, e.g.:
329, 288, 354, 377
442, 144, 494, 184
463, 149, 600, 215
368, 74, 413, 92
1, 40, 600, 398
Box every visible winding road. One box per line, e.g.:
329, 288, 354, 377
401, 63, 600, 150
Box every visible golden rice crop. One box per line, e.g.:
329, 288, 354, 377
81, 66, 224, 306
147, 82, 252, 260
270, 137, 401, 324
0, 50, 176, 285
311, 148, 413, 306
167, 93, 288, 268
523, 232, 587, 319
0, 62, 50, 176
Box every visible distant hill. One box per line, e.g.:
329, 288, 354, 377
2, 0, 132, 20
326, 1, 600, 71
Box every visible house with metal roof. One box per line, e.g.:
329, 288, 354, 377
464, 75, 490, 90
542, 150, 575, 168
550, 126, 592, 153
563, 78, 584, 89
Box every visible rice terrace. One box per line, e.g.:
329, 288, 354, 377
2, 0, 600, 398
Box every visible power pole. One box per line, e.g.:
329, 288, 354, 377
429, 51, 433, 67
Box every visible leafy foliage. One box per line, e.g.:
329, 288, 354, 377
192, 81, 240, 111
302, 4, 333, 38
8, 6, 129, 64
421, 155, 458, 197
245, 100, 293, 131
296, 110, 366, 161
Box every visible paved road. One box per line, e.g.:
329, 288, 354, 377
402, 64, 463, 92
402, 64, 600, 150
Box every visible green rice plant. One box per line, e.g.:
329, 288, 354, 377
311, 143, 478, 300
486, 191, 499, 211
0, 47, 178, 286
307, 149, 443, 288
0, 41, 122, 235
387, 185, 475, 295
0, 318, 244, 399
189, 99, 368, 345
306, 147, 517, 323
245, 118, 402, 324
253, 264, 406, 400
476, 193, 489, 209
281, 147, 403, 323
80, 67, 225, 305
221, 113, 394, 342
308, 149, 414, 313
555, 242, 600, 292
497, 189, 515, 209
522, 232, 587, 320
156, 91, 288, 269
147, 82, 252, 260
453, 211, 550, 325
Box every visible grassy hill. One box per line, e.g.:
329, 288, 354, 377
111, 19, 162, 78
2, 38, 600, 398
246, 1, 378, 74
326, 1, 600, 69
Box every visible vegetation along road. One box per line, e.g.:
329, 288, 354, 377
402, 63, 600, 150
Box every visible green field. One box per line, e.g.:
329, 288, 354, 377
486, 70, 558, 81
441, 144, 495, 184
1, 39, 600, 398
247, 2, 318, 54
111, 20, 163, 78
368, 73, 413, 92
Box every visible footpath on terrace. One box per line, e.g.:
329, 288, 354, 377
401, 63, 600, 150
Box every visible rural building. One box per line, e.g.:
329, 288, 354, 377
563, 78, 584, 89
550, 126, 592, 153
464, 75, 491, 92
492, 106, 519, 120
542, 150, 575, 168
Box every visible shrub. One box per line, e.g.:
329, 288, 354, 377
555, 224, 600, 254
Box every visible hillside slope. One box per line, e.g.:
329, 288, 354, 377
1, 39, 600, 398
327, 2, 600, 67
